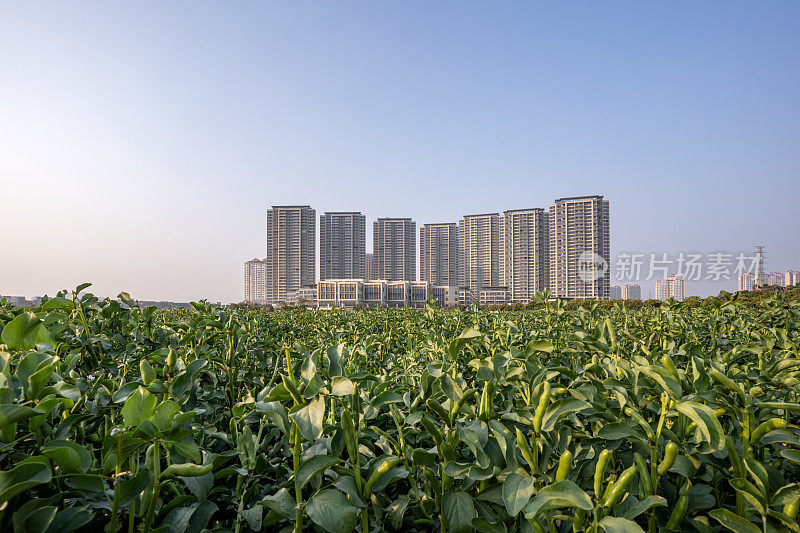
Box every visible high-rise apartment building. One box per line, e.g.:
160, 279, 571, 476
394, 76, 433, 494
265, 205, 316, 304
609, 286, 622, 300
549, 196, 610, 299
420, 223, 459, 286
373, 218, 416, 281
319, 212, 366, 280
621, 284, 642, 300
656, 275, 685, 301
243, 258, 269, 304
767, 272, 785, 287
459, 213, 501, 297
787, 271, 800, 287
739, 272, 786, 291
365, 253, 375, 280
500, 208, 549, 303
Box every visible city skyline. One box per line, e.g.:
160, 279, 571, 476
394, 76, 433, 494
2, 3, 799, 303
246, 195, 612, 305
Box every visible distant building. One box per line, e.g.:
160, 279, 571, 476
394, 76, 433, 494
656, 275, 685, 301
479, 286, 510, 306
374, 218, 416, 281
621, 284, 642, 300
365, 253, 375, 280
767, 272, 785, 287
459, 213, 501, 299
0, 296, 28, 305
787, 271, 800, 287
316, 279, 431, 309
609, 286, 622, 300
549, 196, 610, 300
431, 285, 459, 306
320, 212, 366, 281
243, 258, 269, 304
739, 271, 786, 291
265, 205, 316, 304
501, 208, 549, 303
420, 223, 459, 286
286, 286, 318, 306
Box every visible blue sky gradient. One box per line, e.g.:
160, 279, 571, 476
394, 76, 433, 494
1, 2, 798, 302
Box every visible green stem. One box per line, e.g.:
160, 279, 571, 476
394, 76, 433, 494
292, 425, 303, 533
109, 434, 123, 532
143, 441, 160, 532
127, 455, 136, 533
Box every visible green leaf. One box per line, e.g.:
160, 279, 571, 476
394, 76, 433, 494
1, 312, 55, 350
503, 473, 535, 517
262, 488, 297, 520
441, 374, 464, 403
541, 399, 591, 432
41, 440, 92, 474
171, 441, 201, 463
239, 504, 262, 531
189, 501, 217, 533
708, 508, 761, 533
180, 472, 213, 500
305, 489, 359, 533
329, 376, 354, 396
635, 364, 682, 398
121, 386, 157, 427
163, 507, 196, 532
151, 400, 181, 433
38, 297, 74, 312
527, 340, 554, 353
619, 495, 667, 520
0, 462, 51, 505
599, 516, 647, 533
289, 396, 325, 441
296, 455, 339, 488
442, 491, 477, 533
598, 421, 638, 441
45, 507, 93, 533
12, 497, 59, 533
64, 474, 104, 493
674, 401, 725, 452
118, 469, 151, 507
0, 404, 44, 430
523, 480, 593, 519
17, 505, 56, 533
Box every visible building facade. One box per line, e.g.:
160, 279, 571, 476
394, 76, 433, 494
458, 213, 501, 299
319, 212, 366, 280
420, 223, 459, 286
548, 196, 610, 300
243, 258, 270, 304
609, 286, 622, 300
621, 284, 642, 300
373, 218, 416, 281
655, 275, 685, 301
739, 271, 787, 291
265, 205, 316, 304
479, 287, 511, 306
365, 253, 375, 280
501, 208, 549, 303
316, 279, 431, 308
787, 271, 800, 287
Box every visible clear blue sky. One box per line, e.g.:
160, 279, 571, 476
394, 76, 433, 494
1, 2, 798, 302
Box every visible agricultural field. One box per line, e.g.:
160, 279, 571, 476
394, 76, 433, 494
1, 286, 800, 533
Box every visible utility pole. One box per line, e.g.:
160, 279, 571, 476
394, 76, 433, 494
755, 245, 765, 274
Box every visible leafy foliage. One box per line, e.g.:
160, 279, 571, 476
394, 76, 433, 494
1, 286, 800, 532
